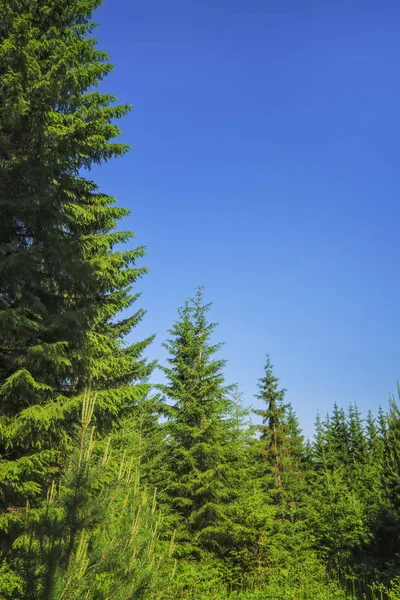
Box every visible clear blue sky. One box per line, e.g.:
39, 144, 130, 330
92, 0, 400, 436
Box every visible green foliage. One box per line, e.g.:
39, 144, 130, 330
159, 288, 244, 559
2, 2, 400, 598
253, 355, 307, 500
251, 357, 312, 581
308, 462, 369, 569
0, 394, 174, 600
253, 355, 287, 489
308, 401, 387, 593
383, 391, 400, 512
0, 0, 154, 591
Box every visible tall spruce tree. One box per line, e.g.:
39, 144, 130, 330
328, 404, 350, 468
347, 404, 368, 466
252, 356, 311, 586
159, 288, 241, 558
0, 0, 152, 583
253, 355, 290, 495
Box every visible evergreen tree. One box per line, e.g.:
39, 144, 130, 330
252, 356, 311, 587
0, 0, 152, 584
313, 412, 330, 467
378, 405, 388, 440
366, 410, 378, 453
159, 288, 240, 557
378, 392, 400, 568
253, 355, 287, 494
307, 457, 367, 576
347, 404, 368, 468
0, 395, 174, 600
308, 404, 381, 587
229, 384, 253, 450
347, 405, 383, 545
327, 404, 350, 469
218, 385, 273, 584
253, 355, 307, 503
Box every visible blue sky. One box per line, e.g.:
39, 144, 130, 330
93, 0, 400, 436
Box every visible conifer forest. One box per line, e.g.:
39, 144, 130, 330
1, 2, 400, 599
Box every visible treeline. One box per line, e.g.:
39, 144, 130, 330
1, 1, 400, 599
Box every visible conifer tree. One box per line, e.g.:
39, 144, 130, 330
229, 384, 253, 451
252, 356, 312, 586
0, 0, 152, 582
0, 395, 174, 600
382, 393, 400, 517
253, 355, 287, 494
253, 355, 306, 503
366, 410, 379, 452
327, 404, 350, 468
313, 412, 328, 464
378, 405, 388, 440
347, 406, 384, 545
308, 405, 376, 581
218, 385, 273, 582
159, 288, 240, 557
307, 457, 367, 575
347, 405, 368, 467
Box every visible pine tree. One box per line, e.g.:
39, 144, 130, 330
0, 0, 152, 583
253, 355, 287, 494
327, 404, 350, 469
366, 410, 379, 453
382, 393, 400, 508
228, 384, 253, 451
307, 457, 367, 576
0, 394, 174, 600
252, 356, 312, 588
347, 404, 368, 467
253, 355, 307, 501
218, 384, 273, 583
159, 288, 240, 558
308, 404, 381, 585
312, 411, 331, 470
